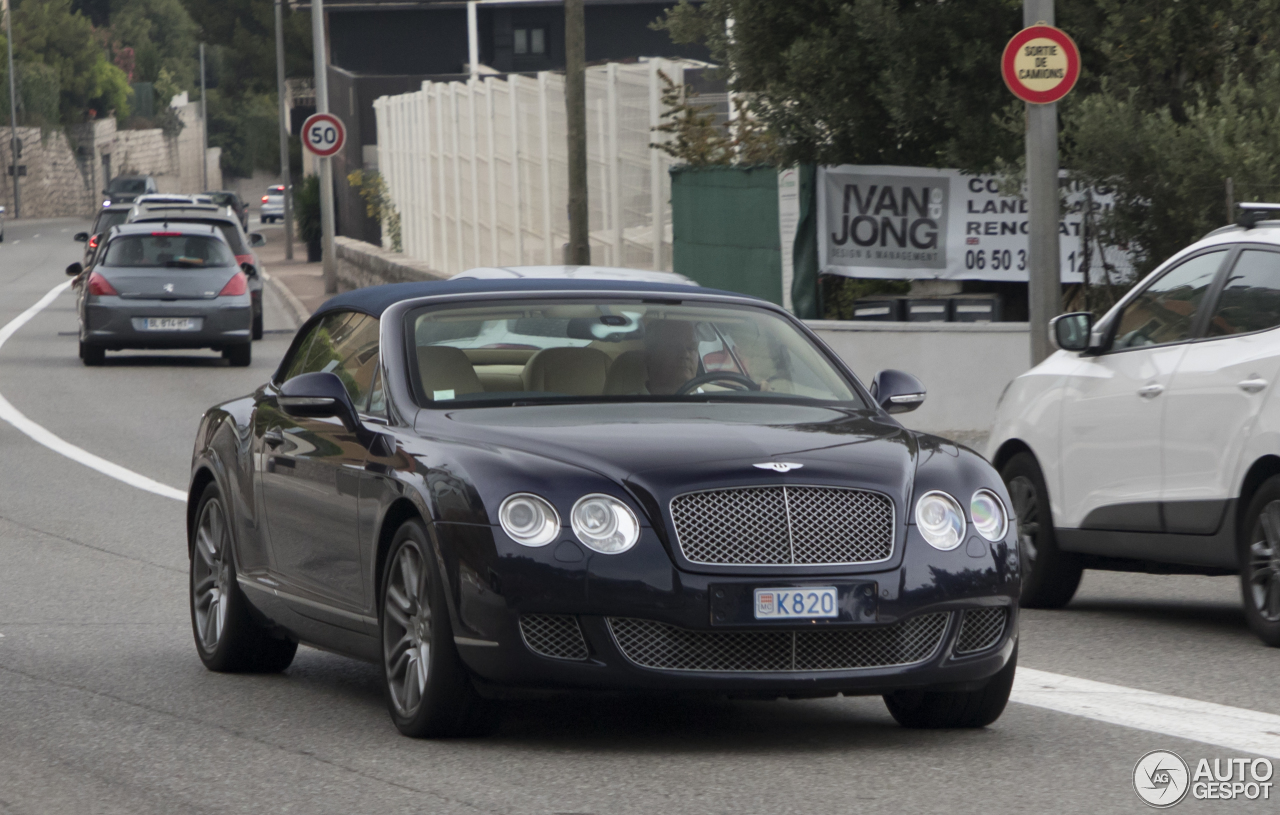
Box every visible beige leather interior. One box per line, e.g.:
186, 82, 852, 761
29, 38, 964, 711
417, 346, 485, 399
604, 349, 647, 394
521, 346, 610, 395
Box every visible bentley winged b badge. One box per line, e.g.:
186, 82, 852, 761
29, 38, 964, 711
753, 462, 804, 473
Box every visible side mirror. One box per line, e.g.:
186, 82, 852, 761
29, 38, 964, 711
870, 369, 926, 414
248, 232, 266, 248
65, 262, 84, 277
240, 262, 257, 277
74, 232, 90, 243
278, 372, 358, 430
1050, 312, 1094, 352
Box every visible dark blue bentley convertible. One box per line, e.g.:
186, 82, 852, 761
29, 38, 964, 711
187, 278, 1020, 737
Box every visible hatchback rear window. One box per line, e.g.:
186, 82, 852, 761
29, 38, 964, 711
109, 178, 147, 194
101, 235, 235, 268
94, 211, 129, 233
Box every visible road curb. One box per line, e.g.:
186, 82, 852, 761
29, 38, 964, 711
263, 270, 311, 329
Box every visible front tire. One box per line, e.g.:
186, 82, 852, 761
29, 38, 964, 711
190, 483, 297, 672
1002, 452, 1082, 608
381, 520, 499, 737
1240, 477, 1280, 646
223, 343, 251, 367
884, 646, 1017, 728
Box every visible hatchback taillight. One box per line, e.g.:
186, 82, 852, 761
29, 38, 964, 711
88, 234, 99, 249
261, 196, 269, 203
219, 272, 247, 296
87, 272, 119, 296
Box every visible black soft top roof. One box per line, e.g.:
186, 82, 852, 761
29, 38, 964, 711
312, 278, 746, 319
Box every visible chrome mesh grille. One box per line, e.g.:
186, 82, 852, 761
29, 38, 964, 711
607, 614, 948, 672
519, 614, 590, 661
669, 486, 894, 566
955, 607, 1007, 654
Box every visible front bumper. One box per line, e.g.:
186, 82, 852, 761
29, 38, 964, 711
439, 522, 1020, 695
83, 296, 252, 350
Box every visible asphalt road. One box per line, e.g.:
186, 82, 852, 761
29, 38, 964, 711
0, 217, 1274, 814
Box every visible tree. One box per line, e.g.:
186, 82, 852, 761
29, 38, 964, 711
106, 0, 198, 92
10, 0, 130, 122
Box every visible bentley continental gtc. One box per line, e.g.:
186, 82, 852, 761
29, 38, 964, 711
187, 279, 1020, 736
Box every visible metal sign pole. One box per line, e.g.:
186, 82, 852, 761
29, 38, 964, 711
5, 0, 20, 218
200, 43, 208, 191
565, 0, 589, 264
275, 0, 294, 259
311, 0, 337, 293
1025, 0, 1059, 365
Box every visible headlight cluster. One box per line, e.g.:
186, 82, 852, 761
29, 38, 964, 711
498, 492, 640, 554
914, 489, 1009, 550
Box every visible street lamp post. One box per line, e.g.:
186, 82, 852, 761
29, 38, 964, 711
4, 0, 20, 218
275, 0, 294, 259
199, 43, 208, 191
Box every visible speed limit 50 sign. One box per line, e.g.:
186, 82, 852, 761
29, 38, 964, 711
302, 113, 346, 157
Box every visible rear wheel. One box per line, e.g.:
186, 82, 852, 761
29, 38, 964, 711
884, 646, 1017, 729
1002, 452, 1082, 608
252, 309, 264, 341
223, 344, 251, 367
381, 520, 499, 737
190, 482, 297, 672
1240, 477, 1280, 646
81, 342, 105, 366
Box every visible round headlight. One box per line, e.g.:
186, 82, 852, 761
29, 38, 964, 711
498, 493, 560, 547
915, 491, 965, 551
970, 489, 1008, 542
571, 494, 640, 554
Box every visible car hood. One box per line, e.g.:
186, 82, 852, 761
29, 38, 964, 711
429, 402, 919, 508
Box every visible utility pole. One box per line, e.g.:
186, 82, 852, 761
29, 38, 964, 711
275, 0, 294, 259
4, 0, 20, 218
311, 0, 337, 293
199, 43, 208, 191
1024, 0, 1059, 365
564, 0, 589, 264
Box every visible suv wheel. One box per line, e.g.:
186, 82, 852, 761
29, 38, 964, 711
1240, 476, 1280, 646
1001, 452, 1082, 608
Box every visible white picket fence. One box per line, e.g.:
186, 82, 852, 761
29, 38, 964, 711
373, 58, 712, 276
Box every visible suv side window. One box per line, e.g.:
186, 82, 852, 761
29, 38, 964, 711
1112, 250, 1227, 350
1205, 249, 1280, 337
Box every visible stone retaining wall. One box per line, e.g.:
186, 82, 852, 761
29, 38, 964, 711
334, 236, 447, 291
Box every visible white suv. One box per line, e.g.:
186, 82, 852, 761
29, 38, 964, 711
989, 205, 1280, 646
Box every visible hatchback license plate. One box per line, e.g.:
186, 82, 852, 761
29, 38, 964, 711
143, 317, 195, 331
754, 587, 838, 620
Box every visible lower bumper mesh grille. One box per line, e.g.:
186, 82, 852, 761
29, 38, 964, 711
519, 614, 590, 661
955, 607, 1007, 654
607, 613, 949, 672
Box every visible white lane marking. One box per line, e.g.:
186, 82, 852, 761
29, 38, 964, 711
1014, 667, 1280, 758
0, 282, 185, 502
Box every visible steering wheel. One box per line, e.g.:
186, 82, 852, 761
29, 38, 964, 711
675, 372, 760, 395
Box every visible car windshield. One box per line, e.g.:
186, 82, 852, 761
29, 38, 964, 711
101, 234, 235, 268
109, 178, 147, 194
407, 299, 864, 407
208, 192, 234, 206
95, 211, 129, 233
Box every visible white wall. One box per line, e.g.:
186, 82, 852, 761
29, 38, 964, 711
808, 320, 1032, 441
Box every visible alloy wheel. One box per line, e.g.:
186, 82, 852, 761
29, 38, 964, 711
384, 542, 432, 718
1248, 500, 1280, 622
192, 497, 231, 653
1008, 475, 1040, 567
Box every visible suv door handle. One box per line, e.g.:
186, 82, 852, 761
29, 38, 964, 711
1137, 383, 1164, 398
264, 428, 285, 448
1239, 378, 1268, 394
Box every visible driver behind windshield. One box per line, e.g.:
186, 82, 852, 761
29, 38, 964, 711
643, 320, 700, 395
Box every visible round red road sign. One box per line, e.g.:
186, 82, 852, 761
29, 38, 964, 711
1002, 24, 1080, 104
301, 112, 346, 157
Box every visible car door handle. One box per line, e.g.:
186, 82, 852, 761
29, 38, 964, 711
1137, 383, 1164, 398
264, 428, 285, 448
1239, 378, 1268, 394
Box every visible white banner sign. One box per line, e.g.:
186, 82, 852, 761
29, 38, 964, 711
817, 164, 1120, 283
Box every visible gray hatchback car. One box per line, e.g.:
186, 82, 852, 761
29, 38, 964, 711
67, 223, 254, 367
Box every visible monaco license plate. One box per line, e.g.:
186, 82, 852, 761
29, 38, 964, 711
143, 317, 196, 331
754, 587, 838, 620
